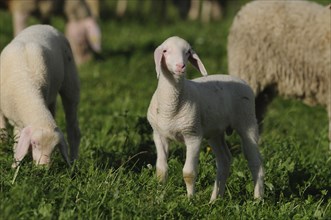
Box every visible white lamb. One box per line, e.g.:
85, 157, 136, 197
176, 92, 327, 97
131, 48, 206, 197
147, 36, 264, 202
0, 24, 81, 167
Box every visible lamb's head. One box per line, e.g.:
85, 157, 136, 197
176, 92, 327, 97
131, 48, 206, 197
12, 126, 70, 167
154, 36, 208, 78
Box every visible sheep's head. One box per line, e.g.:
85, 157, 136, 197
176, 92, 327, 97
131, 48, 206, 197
154, 36, 208, 78
12, 126, 70, 167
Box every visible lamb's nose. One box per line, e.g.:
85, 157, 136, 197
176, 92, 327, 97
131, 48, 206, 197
176, 63, 186, 72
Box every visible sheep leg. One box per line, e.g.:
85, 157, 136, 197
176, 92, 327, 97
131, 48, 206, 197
11, 127, 22, 167
183, 136, 202, 198
188, 0, 200, 21
208, 134, 232, 202
0, 112, 7, 141
328, 106, 331, 150
13, 127, 20, 151
48, 102, 57, 118
255, 87, 276, 133
60, 96, 81, 162
239, 126, 264, 199
12, 11, 29, 36
153, 131, 169, 183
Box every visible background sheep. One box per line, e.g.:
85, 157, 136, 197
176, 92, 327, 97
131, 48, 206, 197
147, 36, 264, 202
227, 0, 331, 149
0, 24, 81, 166
115, 0, 226, 22
1, 0, 101, 65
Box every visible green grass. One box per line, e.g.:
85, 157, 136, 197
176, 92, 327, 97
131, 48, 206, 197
0, 1, 330, 219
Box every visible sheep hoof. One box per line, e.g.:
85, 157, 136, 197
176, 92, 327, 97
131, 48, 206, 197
156, 168, 168, 184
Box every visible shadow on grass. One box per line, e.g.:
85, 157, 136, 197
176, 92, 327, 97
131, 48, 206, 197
270, 165, 331, 203
90, 116, 190, 174
91, 116, 156, 172
288, 166, 331, 199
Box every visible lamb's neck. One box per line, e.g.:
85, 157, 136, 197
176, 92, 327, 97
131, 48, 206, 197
19, 96, 57, 130
156, 71, 186, 116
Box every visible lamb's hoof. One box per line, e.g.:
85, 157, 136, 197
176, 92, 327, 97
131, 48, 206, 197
11, 162, 18, 169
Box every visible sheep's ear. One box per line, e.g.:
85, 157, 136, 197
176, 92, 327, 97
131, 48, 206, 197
188, 49, 208, 76
84, 17, 101, 52
13, 126, 32, 166
154, 45, 163, 78
55, 128, 70, 166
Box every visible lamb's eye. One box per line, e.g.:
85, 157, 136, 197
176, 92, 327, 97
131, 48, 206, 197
163, 49, 167, 53
186, 50, 191, 55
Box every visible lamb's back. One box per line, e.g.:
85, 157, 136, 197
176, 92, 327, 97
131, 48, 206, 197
190, 74, 256, 134
192, 74, 254, 101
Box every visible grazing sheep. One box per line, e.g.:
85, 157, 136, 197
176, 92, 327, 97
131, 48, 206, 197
227, 0, 331, 149
0, 24, 81, 167
147, 36, 264, 202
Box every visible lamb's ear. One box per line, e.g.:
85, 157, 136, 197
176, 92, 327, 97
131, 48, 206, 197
188, 49, 208, 76
55, 128, 70, 166
154, 45, 163, 78
13, 126, 32, 167
84, 17, 101, 52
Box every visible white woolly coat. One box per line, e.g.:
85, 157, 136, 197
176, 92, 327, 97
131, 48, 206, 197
0, 24, 80, 165
228, 0, 330, 107
0, 25, 78, 130
228, 0, 331, 149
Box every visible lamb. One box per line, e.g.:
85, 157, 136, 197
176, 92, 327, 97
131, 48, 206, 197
227, 0, 331, 149
147, 36, 264, 202
0, 24, 81, 167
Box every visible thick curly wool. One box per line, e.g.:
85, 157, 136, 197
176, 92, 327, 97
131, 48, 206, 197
228, 0, 331, 148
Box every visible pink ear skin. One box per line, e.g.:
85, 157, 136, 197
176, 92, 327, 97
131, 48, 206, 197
83, 17, 102, 53
154, 46, 164, 78
188, 50, 208, 76
12, 126, 33, 168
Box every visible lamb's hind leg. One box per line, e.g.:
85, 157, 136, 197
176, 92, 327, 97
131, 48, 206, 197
238, 123, 264, 199
208, 134, 232, 202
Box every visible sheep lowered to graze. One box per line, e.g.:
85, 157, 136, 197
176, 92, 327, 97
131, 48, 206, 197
147, 36, 264, 202
0, 24, 81, 167
228, 0, 331, 149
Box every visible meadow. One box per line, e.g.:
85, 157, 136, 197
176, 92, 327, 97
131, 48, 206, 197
0, 1, 330, 219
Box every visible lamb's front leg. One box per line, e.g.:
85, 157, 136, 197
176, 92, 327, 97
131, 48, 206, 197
153, 131, 169, 183
61, 95, 81, 162
11, 127, 21, 168
183, 136, 202, 198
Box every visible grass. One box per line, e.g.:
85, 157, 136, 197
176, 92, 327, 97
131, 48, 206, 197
0, 0, 330, 219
